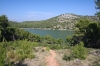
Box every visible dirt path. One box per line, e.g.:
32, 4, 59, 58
46, 50, 59, 66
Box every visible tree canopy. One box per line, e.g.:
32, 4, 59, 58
95, 0, 100, 20
67, 19, 100, 48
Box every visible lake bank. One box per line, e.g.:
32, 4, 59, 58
19, 28, 74, 31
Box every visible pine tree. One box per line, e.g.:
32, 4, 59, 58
95, 0, 100, 20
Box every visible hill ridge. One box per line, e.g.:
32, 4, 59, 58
9, 13, 99, 30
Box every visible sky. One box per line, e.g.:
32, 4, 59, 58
0, 0, 96, 22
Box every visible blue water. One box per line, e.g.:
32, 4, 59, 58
24, 29, 74, 40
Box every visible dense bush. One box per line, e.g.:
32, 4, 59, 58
0, 40, 38, 66
69, 19, 100, 48
72, 42, 88, 60
63, 54, 73, 61
63, 42, 88, 61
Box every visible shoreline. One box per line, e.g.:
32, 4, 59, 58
19, 28, 74, 31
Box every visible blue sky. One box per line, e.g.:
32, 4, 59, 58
0, 0, 96, 22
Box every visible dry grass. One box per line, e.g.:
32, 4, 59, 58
20, 47, 100, 66
22, 47, 50, 66
55, 49, 100, 66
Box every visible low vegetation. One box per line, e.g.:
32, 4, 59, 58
0, 1, 100, 66
63, 42, 88, 61
0, 14, 100, 66
72, 42, 88, 60
0, 40, 38, 66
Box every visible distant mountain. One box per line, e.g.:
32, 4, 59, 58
9, 13, 99, 30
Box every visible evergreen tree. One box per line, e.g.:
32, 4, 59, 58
0, 15, 9, 41
95, 0, 100, 20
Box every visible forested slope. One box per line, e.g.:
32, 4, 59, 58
9, 13, 98, 30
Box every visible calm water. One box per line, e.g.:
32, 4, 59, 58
24, 29, 74, 40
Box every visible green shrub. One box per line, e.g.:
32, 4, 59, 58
20, 54, 27, 61
3, 40, 37, 64
28, 54, 35, 59
46, 46, 50, 51
48, 44, 61, 50
63, 54, 73, 61
72, 42, 88, 60
0, 43, 6, 66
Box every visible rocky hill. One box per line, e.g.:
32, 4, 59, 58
9, 13, 99, 30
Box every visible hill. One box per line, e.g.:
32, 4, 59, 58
9, 13, 98, 30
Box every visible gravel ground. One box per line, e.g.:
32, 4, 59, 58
22, 47, 50, 66
55, 49, 100, 66
16, 48, 100, 66
46, 50, 59, 66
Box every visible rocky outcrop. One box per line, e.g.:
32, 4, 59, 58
49, 13, 98, 30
